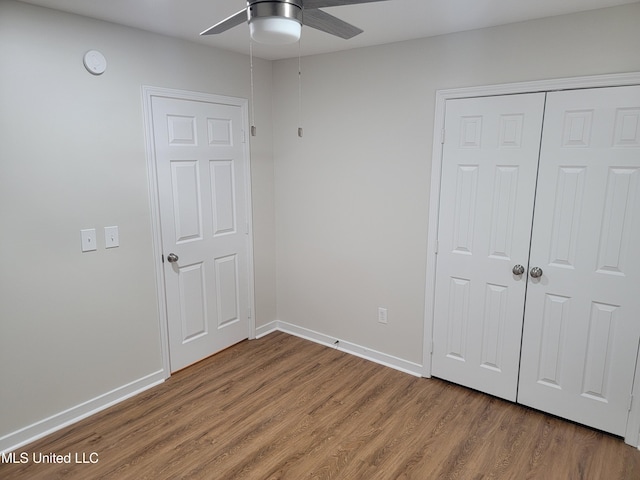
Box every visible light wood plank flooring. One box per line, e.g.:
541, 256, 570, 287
2, 331, 639, 479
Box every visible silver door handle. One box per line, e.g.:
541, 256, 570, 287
167, 253, 179, 263
512, 264, 525, 275
529, 266, 543, 278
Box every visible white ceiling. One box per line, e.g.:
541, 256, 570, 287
18, 0, 640, 60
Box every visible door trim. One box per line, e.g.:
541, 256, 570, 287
141, 86, 256, 379
422, 71, 640, 446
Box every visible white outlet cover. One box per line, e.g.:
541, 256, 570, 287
81, 229, 97, 252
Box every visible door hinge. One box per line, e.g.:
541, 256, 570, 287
440, 128, 446, 144
435, 240, 439, 255
247, 306, 252, 319
241, 129, 246, 144
430, 340, 434, 355
629, 394, 634, 412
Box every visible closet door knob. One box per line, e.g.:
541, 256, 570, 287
512, 264, 525, 275
167, 253, 179, 263
529, 266, 543, 278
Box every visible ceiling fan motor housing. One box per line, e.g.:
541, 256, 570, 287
248, 0, 303, 24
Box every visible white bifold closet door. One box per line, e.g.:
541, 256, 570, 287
517, 85, 640, 436
431, 92, 546, 402
432, 85, 640, 436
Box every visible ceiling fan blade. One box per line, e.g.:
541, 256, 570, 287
200, 8, 248, 36
303, 0, 388, 8
303, 9, 363, 39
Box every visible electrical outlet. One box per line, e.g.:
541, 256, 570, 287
378, 307, 388, 324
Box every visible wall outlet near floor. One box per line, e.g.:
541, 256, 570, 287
378, 307, 388, 324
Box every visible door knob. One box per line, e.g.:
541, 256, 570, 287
529, 266, 543, 278
167, 253, 179, 263
512, 264, 525, 275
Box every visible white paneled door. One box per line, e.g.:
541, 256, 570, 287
431, 93, 546, 401
518, 86, 640, 436
152, 95, 251, 372
432, 85, 640, 437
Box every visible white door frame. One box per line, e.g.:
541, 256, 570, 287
142, 86, 256, 379
423, 72, 640, 447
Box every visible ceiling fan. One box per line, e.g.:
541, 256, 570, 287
201, 0, 389, 45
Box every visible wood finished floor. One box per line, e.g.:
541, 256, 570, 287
2, 331, 639, 479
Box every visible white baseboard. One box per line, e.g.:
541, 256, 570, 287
0, 369, 165, 454
255, 321, 279, 339
257, 320, 423, 377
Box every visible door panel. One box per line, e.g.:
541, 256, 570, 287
211, 160, 237, 236
518, 85, 640, 436
178, 262, 207, 341
152, 96, 250, 372
432, 93, 546, 401
214, 254, 240, 327
171, 160, 203, 243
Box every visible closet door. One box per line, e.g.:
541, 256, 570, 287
518, 85, 640, 436
431, 93, 545, 401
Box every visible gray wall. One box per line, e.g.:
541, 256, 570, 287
0, 0, 275, 444
272, 4, 640, 365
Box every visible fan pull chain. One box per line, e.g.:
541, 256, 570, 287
250, 39, 257, 137
297, 38, 303, 138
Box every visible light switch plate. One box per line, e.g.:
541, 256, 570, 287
81, 229, 97, 252
104, 226, 119, 248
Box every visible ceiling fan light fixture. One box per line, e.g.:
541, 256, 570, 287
250, 17, 301, 44
201, 0, 383, 41
248, 1, 303, 45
